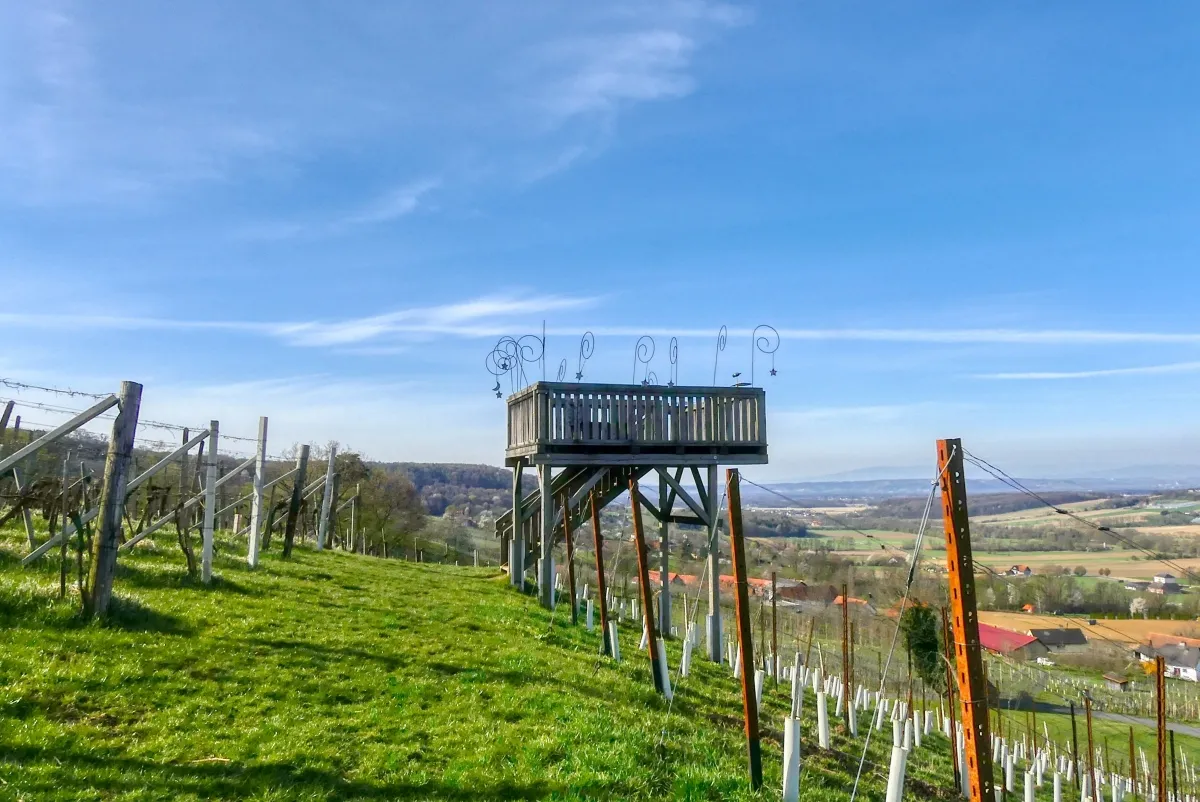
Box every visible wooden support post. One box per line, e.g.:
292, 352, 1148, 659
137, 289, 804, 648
1085, 694, 1099, 802
771, 571, 778, 687
326, 472, 341, 548
316, 444, 337, 550
659, 470, 670, 637
943, 606, 962, 794
0, 399, 12, 434
1071, 702, 1081, 791
201, 420, 218, 583
562, 493, 578, 626
726, 468, 762, 790
86, 381, 142, 617
510, 459, 524, 588
247, 415, 268, 568
0, 394, 119, 476
706, 462, 722, 662
538, 465, 553, 608
629, 477, 663, 693
1157, 656, 1168, 802
1170, 729, 1178, 802
937, 438, 995, 802
11, 467, 36, 548
1130, 727, 1139, 801
282, 445, 309, 558
590, 490, 611, 656
353, 483, 361, 554
842, 581, 851, 727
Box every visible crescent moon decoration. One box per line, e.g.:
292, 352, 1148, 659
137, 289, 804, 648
751, 324, 780, 386
712, 325, 728, 386
486, 334, 545, 398
668, 337, 679, 387
633, 335, 655, 385
556, 359, 568, 382
575, 331, 595, 380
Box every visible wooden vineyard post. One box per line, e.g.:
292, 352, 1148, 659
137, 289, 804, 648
1085, 694, 1098, 802
629, 478, 663, 694
771, 571, 778, 688
842, 581, 851, 728
1130, 727, 1139, 801
937, 438, 995, 802
86, 381, 142, 618
1157, 656, 1168, 802
1071, 702, 1081, 791
590, 491, 612, 656
247, 415, 268, 568
726, 469, 762, 790
282, 444, 309, 558
705, 463, 721, 662
316, 444, 337, 550
561, 493, 578, 626
942, 606, 961, 794
200, 420, 219, 583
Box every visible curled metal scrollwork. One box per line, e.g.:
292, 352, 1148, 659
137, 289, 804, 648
486, 334, 544, 398
556, 359, 567, 382
576, 331, 594, 380
712, 325, 727, 386
668, 337, 679, 386
643, 371, 659, 387
751, 324, 780, 385
632, 335, 655, 385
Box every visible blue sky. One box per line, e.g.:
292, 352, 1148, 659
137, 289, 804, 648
2, 1, 1199, 479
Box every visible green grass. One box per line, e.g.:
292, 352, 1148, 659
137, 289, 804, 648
0, 524, 963, 801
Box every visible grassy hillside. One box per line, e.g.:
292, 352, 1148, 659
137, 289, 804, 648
1, 524, 961, 801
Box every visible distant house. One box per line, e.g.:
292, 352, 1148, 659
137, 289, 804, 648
645, 571, 689, 588
1103, 673, 1131, 692
1007, 565, 1033, 578
1149, 574, 1183, 595
832, 595, 877, 616
1125, 581, 1150, 592
774, 582, 838, 604
978, 623, 1049, 661
1135, 633, 1200, 681
1027, 628, 1088, 653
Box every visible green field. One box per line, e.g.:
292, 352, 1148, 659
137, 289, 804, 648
1, 524, 964, 801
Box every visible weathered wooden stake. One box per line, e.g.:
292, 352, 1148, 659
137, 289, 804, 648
1085, 694, 1098, 802
629, 478, 663, 693
1157, 656, 1168, 802
200, 421, 219, 583
942, 606, 961, 794
282, 444, 309, 558
842, 581, 851, 727
726, 468, 762, 790
772, 571, 778, 687
86, 381, 142, 617
590, 490, 612, 656
1130, 727, 1139, 801
1071, 702, 1080, 791
316, 444, 337, 550
247, 415, 268, 568
561, 493, 578, 626
706, 463, 722, 662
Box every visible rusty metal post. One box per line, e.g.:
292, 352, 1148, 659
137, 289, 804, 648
937, 438, 995, 802
562, 493, 578, 626
726, 468, 762, 790
1157, 655, 1168, 802
629, 479, 663, 694
590, 491, 611, 656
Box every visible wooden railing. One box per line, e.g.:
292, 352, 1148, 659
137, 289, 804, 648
506, 382, 766, 456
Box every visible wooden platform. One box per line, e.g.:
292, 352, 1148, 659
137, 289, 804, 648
505, 382, 767, 466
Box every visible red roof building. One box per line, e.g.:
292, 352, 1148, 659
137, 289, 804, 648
978, 623, 1049, 660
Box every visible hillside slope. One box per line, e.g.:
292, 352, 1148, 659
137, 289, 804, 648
0, 528, 958, 801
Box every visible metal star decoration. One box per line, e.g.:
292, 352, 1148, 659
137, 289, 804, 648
770, 368, 777, 376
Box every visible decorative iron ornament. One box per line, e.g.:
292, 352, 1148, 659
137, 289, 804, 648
751, 324, 780, 385
556, 359, 568, 382
575, 331, 595, 380
712, 325, 727, 385
632, 335, 655, 385
486, 334, 544, 398
668, 337, 679, 386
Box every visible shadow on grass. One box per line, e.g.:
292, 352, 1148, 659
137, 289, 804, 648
114, 561, 261, 597
104, 594, 194, 635
0, 743, 555, 800
244, 637, 409, 672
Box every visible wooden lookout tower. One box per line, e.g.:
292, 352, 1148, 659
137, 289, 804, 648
495, 381, 768, 662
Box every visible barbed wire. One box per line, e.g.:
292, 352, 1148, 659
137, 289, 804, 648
1, 396, 198, 434
0, 377, 108, 400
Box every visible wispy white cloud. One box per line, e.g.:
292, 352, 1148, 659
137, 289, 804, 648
238, 178, 440, 240
541, 326, 1200, 345
975, 361, 1200, 380
0, 294, 601, 346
